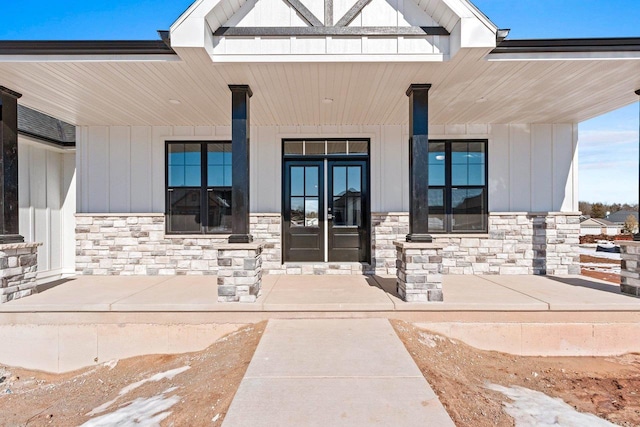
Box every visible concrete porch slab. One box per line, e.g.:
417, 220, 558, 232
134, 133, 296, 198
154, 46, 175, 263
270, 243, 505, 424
261, 275, 394, 311
222, 319, 454, 427
482, 275, 640, 311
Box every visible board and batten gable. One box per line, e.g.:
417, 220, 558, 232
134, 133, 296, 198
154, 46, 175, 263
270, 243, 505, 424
210, 0, 449, 59
76, 123, 578, 215
19, 136, 76, 279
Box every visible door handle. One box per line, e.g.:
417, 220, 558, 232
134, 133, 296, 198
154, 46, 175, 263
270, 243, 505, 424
327, 214, 334, 220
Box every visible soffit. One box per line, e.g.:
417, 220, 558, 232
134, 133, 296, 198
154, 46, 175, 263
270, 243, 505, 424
0, 46, 638, 127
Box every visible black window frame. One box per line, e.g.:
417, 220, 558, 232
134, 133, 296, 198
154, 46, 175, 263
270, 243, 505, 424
165, 140, 233, 235
428, 139, 489, 234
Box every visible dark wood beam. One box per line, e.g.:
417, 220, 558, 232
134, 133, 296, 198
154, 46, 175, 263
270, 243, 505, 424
228, 85, 253, 244
283, 0, 323, 27
335, 0, 372, 27
406, 84, 432, 243
213, 26, 449, 37
0, 87, 23, 243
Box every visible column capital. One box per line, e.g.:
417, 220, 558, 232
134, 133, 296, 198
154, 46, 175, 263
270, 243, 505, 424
0, 87, 22, 100
635, 89, 640, 96
229, 84, 253, 98
406, 84, 431, 97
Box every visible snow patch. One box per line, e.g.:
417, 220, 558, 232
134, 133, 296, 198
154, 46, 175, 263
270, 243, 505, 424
87, 366, 190, 416
577, 246, 621, 261
487, 383, 616, 427
81, 391, 180, 427
103, 360, 118, 370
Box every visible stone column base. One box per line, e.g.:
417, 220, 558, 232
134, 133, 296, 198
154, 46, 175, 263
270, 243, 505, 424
217, 242, 264, 303
620, 241, 640, 297
394, 241, 444, 302
0, 242, 42, 303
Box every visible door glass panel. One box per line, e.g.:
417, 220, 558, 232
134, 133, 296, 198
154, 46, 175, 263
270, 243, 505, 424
348, 141, 368, 154
168, 188, 201, 233
184, 166, 201, 186
207, 143, 232, 186
305, 167, 318, 196
452, 188, 486, 231
333, 167, 347, 196
305, 141, 325, 155
333, 197, 346, 226
207, 189, 232, 232
347, 167, 361, 194
168, 143, 201, 187
327, 141, 347, 155
428, 189, 445, 232
290, 197, 305, 227
305, 198, 319, 227
291, 167, 304, 196
208, 165, 224, 187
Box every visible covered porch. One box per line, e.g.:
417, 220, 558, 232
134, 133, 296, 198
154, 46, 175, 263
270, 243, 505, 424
2, 274, 640, 373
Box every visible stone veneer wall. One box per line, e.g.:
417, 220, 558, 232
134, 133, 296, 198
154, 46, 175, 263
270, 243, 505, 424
0, 242, 41, 303
619, 241, 640, 297
76, 212, 579, 276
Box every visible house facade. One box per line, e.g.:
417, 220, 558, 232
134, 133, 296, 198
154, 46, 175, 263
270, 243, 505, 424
1, 0, 639, 301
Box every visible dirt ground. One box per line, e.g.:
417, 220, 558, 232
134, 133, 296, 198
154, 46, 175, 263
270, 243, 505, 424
581, 254, 622, 284
392, 320, 640, 427
0, 322, 265, 427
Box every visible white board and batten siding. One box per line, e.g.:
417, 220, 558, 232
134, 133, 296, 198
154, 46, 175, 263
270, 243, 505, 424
18, 136, 76, 280
209, 0, 449, 59
77, 123, 578, 215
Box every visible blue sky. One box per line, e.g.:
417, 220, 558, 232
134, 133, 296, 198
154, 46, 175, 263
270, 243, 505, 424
0, 0, 638, 203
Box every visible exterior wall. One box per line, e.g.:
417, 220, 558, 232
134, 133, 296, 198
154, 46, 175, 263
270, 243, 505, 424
18, 137, 76, 281
77, 123, 578, 215
76, 212, 580, 276
209, 0, 448, 59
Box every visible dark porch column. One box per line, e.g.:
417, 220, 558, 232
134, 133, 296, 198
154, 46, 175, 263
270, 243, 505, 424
228, 85, 253, 244
406, 84, 432, 242
0, 87, 23, 244
635, 89, 640, 241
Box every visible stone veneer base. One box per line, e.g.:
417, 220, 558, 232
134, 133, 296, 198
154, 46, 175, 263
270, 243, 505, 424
0, 242, 41, 303
619, 241, 640, 297
75, 212, 580, 277
217, 242, 264, 303
394, 241, 444, 302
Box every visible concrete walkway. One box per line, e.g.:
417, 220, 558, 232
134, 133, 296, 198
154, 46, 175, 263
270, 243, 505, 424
222, 318, 454, 427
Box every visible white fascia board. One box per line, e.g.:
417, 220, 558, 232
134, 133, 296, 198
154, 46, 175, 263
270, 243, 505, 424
171, 0, 220, 48
0, 55, 180, 63
487, 51, 640, 61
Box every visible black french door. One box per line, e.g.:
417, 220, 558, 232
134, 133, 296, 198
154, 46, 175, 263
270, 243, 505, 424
283, 158, 369, 263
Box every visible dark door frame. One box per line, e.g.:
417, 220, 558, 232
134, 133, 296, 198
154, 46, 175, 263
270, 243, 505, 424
281, 144, 371, 264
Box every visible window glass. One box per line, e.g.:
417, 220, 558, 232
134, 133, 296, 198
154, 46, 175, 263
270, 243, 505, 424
452, 188, 486, 231
327, 141, 347, 155
291, 167, 304, 196
333, 166, 347, 196
429, 142, 446, 186
347, 167, 361, 194
305, 167, 319, 196
428, 189, 445, 232
427, 140, 487, 233
284, 141, 303, 155
305, 198, 319, 227
167, 141, 232, 234
305, 141, 325, 155
290, 197, 305, 227
207, 189, 232, 233
167, 188, 201, 233
348, 141, 368, 154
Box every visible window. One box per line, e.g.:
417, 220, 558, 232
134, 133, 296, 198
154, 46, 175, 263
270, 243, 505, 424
428, 140, 487, 233
166, 141, 232, 234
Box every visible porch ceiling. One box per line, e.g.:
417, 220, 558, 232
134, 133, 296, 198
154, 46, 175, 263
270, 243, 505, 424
0, 47, 638, 127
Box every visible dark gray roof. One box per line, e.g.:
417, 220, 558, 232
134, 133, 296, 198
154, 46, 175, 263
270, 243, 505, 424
18, 105, 75, 147
605, 210, 639, 224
